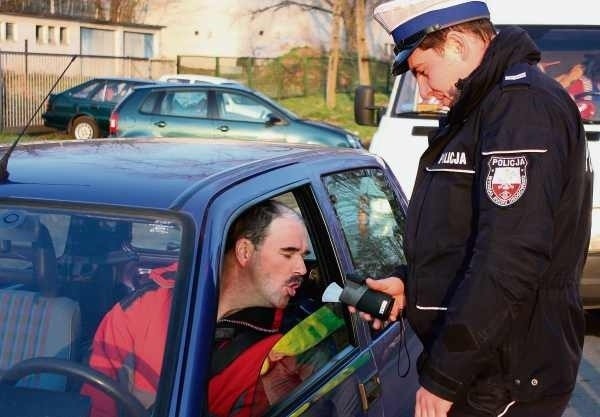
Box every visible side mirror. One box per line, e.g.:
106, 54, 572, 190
265, 114, 283, 127
354, 85, 385, 126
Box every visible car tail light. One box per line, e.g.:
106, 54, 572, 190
109, 112, 119, 136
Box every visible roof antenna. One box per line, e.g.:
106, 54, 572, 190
0, 55, 77, 183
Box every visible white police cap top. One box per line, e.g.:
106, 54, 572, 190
374, 0, 490, 74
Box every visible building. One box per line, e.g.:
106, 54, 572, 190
0, 11, 162, 58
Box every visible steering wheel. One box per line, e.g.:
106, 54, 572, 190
0, 357, 148, 417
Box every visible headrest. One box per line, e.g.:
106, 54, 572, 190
374, 0, 490, 75
0, 210, 43, 242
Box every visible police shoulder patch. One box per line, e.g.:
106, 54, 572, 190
501, 62, 532, 89
485, 155, 528, 207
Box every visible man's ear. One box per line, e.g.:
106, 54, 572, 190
444, 31, 467, 60
235, 238, 254, 266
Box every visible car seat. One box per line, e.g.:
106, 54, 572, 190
0, 211, 81, 391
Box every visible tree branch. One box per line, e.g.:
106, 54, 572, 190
250, 0, 332, 16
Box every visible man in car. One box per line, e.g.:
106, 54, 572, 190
355, 1, 593, 417
82, 199, 313, 417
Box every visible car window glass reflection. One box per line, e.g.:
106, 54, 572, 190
324, 169, 407, 278
217, 91, 271, 122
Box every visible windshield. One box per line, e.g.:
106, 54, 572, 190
393, 26, 600, 124
0, 205, 183, 417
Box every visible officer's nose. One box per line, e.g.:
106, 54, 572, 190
417, 77, 433, 100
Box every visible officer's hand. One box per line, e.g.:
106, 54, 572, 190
348, 276, 405, 330
415, 386, 453, 417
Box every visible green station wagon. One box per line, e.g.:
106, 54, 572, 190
109, 83, 364, 148
42, 77, 155, 140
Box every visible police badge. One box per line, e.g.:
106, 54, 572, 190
485, 155, 528, 207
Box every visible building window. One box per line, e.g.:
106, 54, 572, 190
80, 27, 114, 56
60, 27, 68, 44
5, 22, 15, 41
36, 25, 44, 43
48, 26, 56, 44
123, 31, 153, 58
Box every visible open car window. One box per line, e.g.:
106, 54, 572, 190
211, 191, 351, 416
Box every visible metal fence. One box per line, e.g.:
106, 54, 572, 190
0, 51, 392, 132
0, 51, 175, 131
177, 54, 392, 99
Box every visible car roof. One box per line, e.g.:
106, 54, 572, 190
157, 74, 241, 85
134, 81, 252, 93
88, 77, 155, 83
0, 139, 369, 210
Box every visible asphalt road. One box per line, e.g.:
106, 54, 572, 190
564, 310, 600, 417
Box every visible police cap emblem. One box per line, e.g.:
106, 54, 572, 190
485, 155, 528, 207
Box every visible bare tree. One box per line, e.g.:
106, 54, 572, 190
326, 0, 342, 108
0, 0, 160, 23
249, 0, 375, 94
355, 0, 370, 84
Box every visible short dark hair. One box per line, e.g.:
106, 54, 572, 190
225, 200, 297, 252
419, 18, 496, 52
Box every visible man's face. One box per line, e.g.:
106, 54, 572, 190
407, 41, 474, 108
248, 215, 309, 309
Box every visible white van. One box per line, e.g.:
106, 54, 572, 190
355, 0, 600, 307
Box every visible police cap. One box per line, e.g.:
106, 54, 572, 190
374, 0, 490, 75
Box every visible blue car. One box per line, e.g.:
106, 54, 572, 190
0, 139, 420, 417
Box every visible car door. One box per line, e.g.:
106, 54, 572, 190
214, 90, 288, 143
319, 167, 422, 417
54, 79, 104, 127
146, 88, 218, 137
194, 163, 418, 417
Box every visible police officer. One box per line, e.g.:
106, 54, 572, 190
356, 1, 594, 416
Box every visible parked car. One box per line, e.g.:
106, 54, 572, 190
0, 138, 420, 417
109, 83, 364, 148
354, 0, 600, 308
42, 77, 155, 140
157, 73, 242, 86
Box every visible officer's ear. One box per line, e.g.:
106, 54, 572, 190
443, 31, 467, 62
235, 238, 254, 266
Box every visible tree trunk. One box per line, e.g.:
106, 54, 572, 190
355, 0, 370, 85
341, 3, 356, 54
326, 0, 343, 109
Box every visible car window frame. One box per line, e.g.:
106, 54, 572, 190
195, 174, 362, 416
214, 87, 288, 125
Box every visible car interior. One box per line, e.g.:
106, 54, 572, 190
0, 207, 181, 416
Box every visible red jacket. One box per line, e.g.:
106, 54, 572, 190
81, 263, 177, 417
81, 263, 285, 417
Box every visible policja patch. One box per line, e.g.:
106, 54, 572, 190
485, 155, 528, 206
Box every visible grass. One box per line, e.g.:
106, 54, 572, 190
279, 92, 389, 148
0, 91, 389, 147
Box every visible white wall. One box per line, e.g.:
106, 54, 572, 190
145, 0, 392, 60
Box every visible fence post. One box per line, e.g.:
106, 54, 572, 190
246, 57, 253, 88
0, 49, 3, 132
302, 57, 308, 96
276, 58, 284, 99
176, 55, 181, 74
215, 57, 220, 77
24, 39, 28, 75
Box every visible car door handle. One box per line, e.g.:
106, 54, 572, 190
154, 121, 166, 128
218, 125, 229, 132
358, 375, 381, 412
